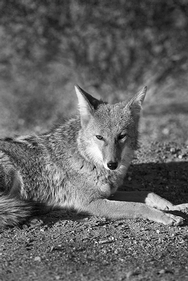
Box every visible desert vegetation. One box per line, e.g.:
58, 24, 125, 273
0, 0, 187, 143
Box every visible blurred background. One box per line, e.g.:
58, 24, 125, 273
0, 0, 188, 144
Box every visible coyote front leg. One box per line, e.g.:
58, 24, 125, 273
111, 191, 188, 213
81, 198, 184, 226
145, 192, 188, 213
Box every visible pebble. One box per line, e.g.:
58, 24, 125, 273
34, 256, 41, 262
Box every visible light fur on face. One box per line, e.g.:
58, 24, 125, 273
86, 141, 104, 166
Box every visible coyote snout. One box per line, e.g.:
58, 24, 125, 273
102, 142, 121, 170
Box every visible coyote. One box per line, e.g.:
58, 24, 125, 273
0, 85, 188, 228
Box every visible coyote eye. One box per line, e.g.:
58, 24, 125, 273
118, 133, 127, 141
96, 135, 104, 140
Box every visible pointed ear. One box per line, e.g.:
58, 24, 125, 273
75, 85, 99, 126
127, 86, 147, 116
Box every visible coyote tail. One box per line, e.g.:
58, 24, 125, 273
0, 194, 47, 228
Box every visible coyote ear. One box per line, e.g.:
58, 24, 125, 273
127, 86, 147, 116
75, 85, 99, 126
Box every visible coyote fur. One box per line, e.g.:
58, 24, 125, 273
0, 85, 188, 228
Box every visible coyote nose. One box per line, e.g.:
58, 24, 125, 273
107, 161, 118, 170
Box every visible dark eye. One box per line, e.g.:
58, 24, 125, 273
96, 135, 104, 140
118, 133, 127, 141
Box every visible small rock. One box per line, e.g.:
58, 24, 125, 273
158, 269, 165, 274
34, 256, 41, 262
170, 147, 176, 154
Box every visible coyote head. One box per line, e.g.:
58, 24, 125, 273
75, 85, 147, 171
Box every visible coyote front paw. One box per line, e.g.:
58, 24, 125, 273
172, 203, 188, 214
162, 213, 184, 226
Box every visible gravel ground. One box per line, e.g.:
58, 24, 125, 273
0, 142, 188, 281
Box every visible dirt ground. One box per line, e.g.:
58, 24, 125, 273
0, 142, 188, 281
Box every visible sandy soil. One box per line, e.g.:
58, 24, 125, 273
0, 142, 188, 281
